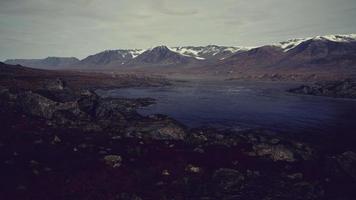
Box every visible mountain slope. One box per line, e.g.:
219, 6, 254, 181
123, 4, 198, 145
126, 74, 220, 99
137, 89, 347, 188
127, 46, 198, 67
5, 57, 79, 69
211, 34, 356, 79
78, 49, 144, 67
171, 45, 249, 60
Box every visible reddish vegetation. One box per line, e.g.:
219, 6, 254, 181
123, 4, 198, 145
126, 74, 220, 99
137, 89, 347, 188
1, 63, 356, 199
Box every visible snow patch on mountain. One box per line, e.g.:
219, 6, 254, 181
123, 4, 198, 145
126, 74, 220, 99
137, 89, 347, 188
275, 34, 356, 52
129, 49, 145, 58
170, 46, 251, 60
315, 34, 356, 42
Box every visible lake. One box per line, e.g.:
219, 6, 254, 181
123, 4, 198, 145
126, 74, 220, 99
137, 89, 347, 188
97, 80, 356, 135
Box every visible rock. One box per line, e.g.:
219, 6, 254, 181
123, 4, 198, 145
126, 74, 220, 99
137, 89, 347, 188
33, 139, 43, 144
252, 143, 296, 162
17, 91, 59, 119
289, 79, 356, 99
44, 78, 66, 91
185, 164, 202, 173
32, 169, 40, 175
104, 155, 122, 168
52, 135, 61, 144
29, 160, 40, 167
286, 173, 304, 180
44, 167, 52, 172
335, 151, 356, 181
193, 147, 205, 153
77, 90, 100, 117
270, 138, 280, 144
213, 168, 245, 195
127, 116, 187, 140
162, 169, 170, 176
112, 135, 121, 140
117, 193, 142, 200
16, 185, 27, 191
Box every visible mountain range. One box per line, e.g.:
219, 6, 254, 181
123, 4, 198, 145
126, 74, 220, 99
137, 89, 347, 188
4, 34, 356, 80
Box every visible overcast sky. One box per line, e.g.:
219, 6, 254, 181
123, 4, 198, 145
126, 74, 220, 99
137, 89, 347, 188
1, 0, 356, 60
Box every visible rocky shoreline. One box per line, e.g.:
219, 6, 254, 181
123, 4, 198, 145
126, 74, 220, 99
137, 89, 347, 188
289, 79, 356, 99
1, 64, 356, 199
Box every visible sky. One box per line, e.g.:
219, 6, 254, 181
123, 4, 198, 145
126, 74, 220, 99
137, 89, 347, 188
1, 0, 356, 61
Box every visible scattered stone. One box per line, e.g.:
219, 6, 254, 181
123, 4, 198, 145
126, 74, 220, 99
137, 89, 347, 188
16, 185, 27, 191
98, 150, 107, 155
44, 167, 52, 172
335, 151, 356, 181
29, 160, 40, 167
33, 139, 43, 144
252, 143, 296, 162
270, 138, 280, 144
78, 144, 87, 149
4, 160, 14, 165
112, 135, 121, 140
185, 164, 202, 173
104, 155, 122, 168
193, 147, 205, 154
213, 168, 245, 194
32, 169, 40, 175
287, 173, 304, 180
52, 135, 61, 144
44, 78, 66, 91
162, 169, 170, 176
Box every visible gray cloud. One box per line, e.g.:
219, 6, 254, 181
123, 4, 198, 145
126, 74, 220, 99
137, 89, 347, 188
1, 0, 356, 60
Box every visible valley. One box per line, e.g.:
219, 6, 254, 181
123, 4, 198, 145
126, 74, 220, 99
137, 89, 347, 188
1, 33, 356, 200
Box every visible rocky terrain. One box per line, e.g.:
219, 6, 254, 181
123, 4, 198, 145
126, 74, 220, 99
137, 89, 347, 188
289, 79, 356, 99
0, 62, 356, 199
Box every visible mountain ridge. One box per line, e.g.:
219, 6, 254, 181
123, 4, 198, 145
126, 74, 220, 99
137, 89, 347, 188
4, 33, 356, 80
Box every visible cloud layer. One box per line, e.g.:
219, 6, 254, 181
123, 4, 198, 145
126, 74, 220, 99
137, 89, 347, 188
1, 0, 356, 60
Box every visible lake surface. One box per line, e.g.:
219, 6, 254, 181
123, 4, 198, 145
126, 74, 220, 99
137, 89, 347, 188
98, 80, 356, 135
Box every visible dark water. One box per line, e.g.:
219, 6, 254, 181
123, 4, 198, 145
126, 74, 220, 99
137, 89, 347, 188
98, 80, 356, 135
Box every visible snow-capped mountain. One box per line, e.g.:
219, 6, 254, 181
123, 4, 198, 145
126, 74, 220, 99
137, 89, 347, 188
171, 45, 250, 60
274, 34, 356, 52
217, 34, 356, 77
79, 49, 145, 67
4, 34, 356, 73
128, 46, 197, 66
74, 45, 246, 68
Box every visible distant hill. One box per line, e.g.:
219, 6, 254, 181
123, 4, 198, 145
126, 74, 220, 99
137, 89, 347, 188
5, 57, 79, 69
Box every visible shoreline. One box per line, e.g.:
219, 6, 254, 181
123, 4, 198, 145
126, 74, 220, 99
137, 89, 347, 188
1, 63, 356, 199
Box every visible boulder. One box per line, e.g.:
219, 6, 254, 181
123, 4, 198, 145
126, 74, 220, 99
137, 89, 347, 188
104, 155, 122, 168
77, 90, 100, 117
213, 168, 245, 195
252, 143, 296, 162
335, 151, 356, 181
43, 78, 66, 91
17, 91, 59, 119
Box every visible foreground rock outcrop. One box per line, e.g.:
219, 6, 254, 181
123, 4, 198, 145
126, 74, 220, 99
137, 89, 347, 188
0, 83, 186, 140
1, 77, 356, 199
